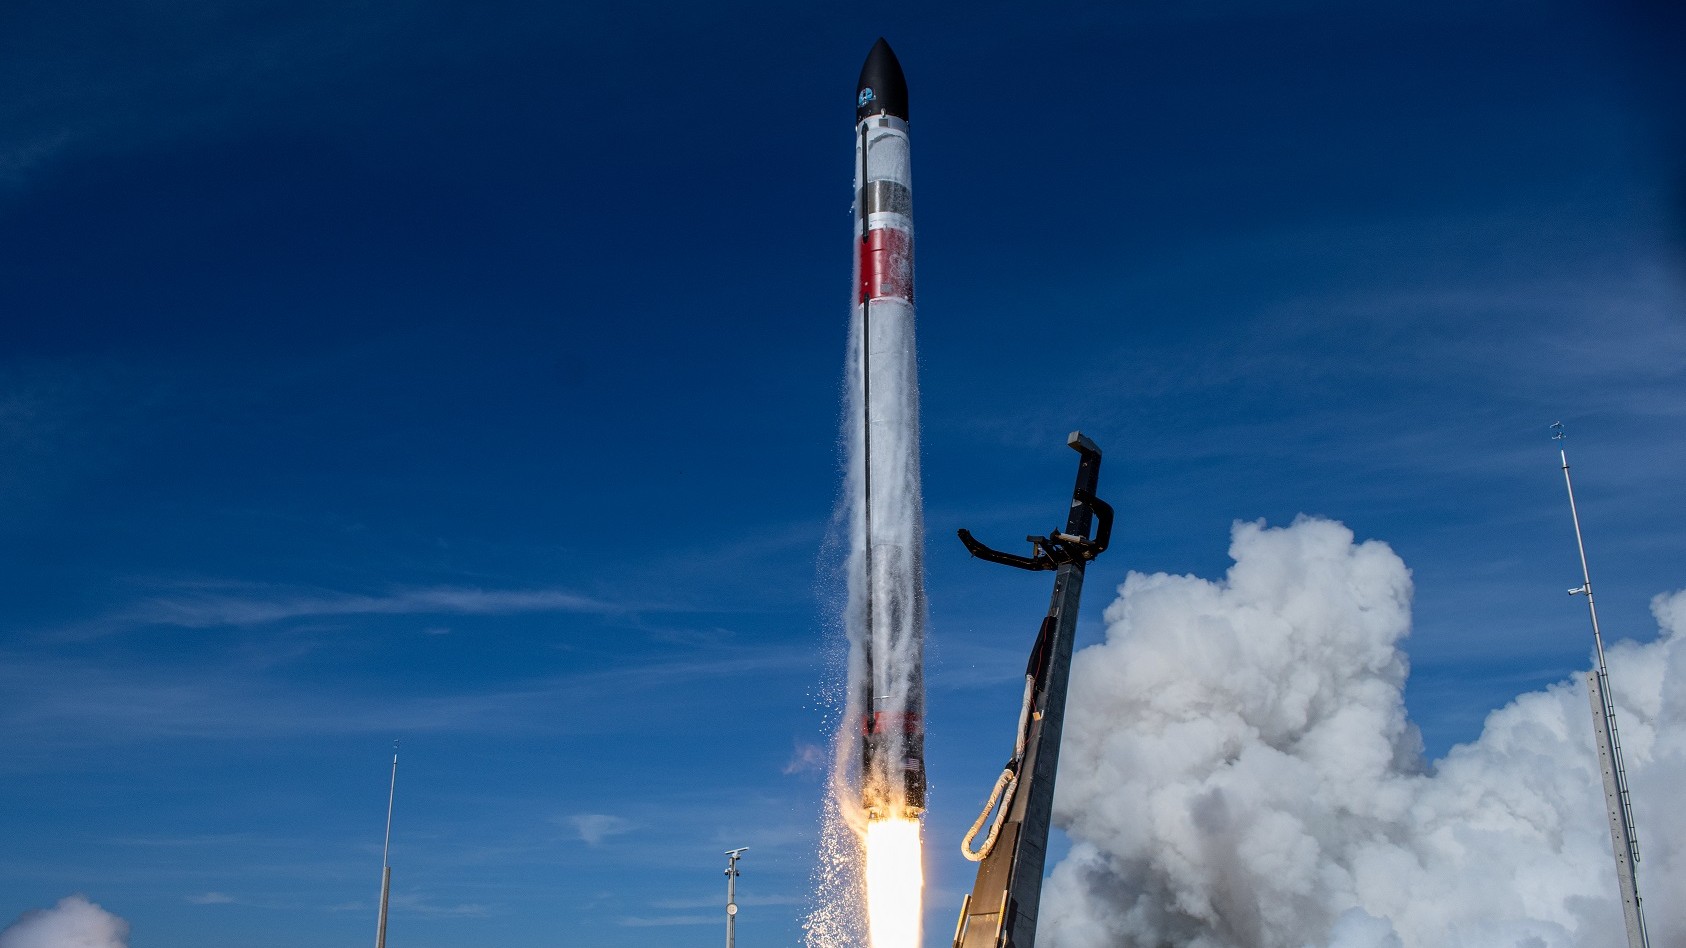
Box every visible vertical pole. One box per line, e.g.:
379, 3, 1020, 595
724, 848, 747, 948
376, 745, 398, 948
1555, 426, 1648, 948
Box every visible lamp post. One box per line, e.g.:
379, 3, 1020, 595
723, 847, 748, 948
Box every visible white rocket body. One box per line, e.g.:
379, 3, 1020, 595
848, 38, 925, 821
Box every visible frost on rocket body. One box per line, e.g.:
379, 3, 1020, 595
1041, 516, 1685, 948
0, 895, 129, 948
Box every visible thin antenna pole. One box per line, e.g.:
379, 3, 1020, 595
1553, 423, 1649, 948
376, 743, 399, 948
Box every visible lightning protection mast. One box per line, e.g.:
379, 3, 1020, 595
375, 743, 399, 948
1553, 423, 1649, 948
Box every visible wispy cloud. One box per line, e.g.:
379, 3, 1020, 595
111, 834, 259, 848
185, 892, 234, 905
708, 822, 811, 852
0, 642, 815, 759
617, 914, 719, 927
388, 893, 491, 919
648, 893, 802, 910
782, 741, 824, 775
59, 584, 617, 640
565, 814, 635, 846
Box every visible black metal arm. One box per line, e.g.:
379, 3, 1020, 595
957, 527, 1052, 570
956, 433, 1112, 572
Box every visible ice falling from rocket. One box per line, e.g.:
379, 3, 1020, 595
848, 37, 926, 948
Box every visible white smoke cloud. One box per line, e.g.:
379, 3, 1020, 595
0, 895, 129, 948
1042, 516, 1684, 948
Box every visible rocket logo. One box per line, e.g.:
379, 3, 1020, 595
858, 87, 875, 107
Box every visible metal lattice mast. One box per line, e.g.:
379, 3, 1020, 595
1553, 423, 1648, 948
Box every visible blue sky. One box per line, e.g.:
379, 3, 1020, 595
2, 0, 1683, 946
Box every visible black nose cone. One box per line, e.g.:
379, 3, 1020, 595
856, 37, 908, 123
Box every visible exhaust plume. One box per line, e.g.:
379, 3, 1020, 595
1042, 516, 1684, 948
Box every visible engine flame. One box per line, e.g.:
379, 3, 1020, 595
864, 817, 923, 948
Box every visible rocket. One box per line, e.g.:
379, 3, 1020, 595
856, 39, 913, 310
852, 38, 926, 821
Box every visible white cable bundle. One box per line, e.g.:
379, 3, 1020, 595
961, 674, 1037, 862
